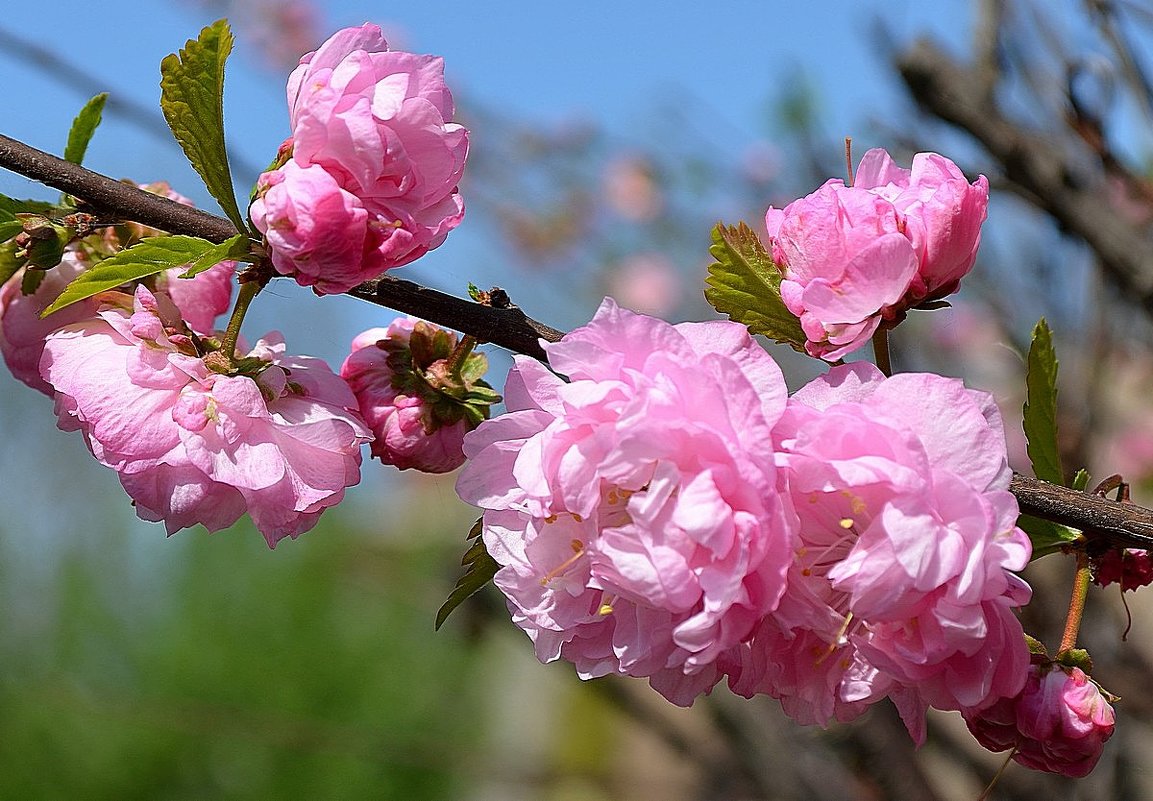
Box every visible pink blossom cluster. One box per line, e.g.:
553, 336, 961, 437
737, 362, 1031, 744
766, 149, 989, 360
457, 299, 797, 704
1, 183, 234, 395
457, 299, 1031, 736
251, 24, 468, 295
40, 286, 370, 546
964, 662, 1115, 777
0, 184, 374, 545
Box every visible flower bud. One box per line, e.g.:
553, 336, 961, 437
1093, 548, 1153, 591
964, 662, 1115, 778
341, 318, 498, 473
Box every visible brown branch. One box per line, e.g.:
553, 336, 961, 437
896, 39, 1153, 313
3, 131, 1153, 550
1011, 473, 1153, 548
0, 133, 562, 360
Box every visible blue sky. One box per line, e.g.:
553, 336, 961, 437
0, 0, 976, 348
1, 1, 975, 202
0, 1, 979, 537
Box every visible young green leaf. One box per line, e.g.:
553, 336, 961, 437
42, 235, 227, 316
0, 241, 22, 286
0, 195, 58, 221
64, 93, 108, 165
1018, 513, 1082, 560
176, 233, 250, 278
160, 20, 247, 235
1023, 318, 1063, 485
1071, 468, 1090, 491
435, 519, 499, 630
0, 221, 21, 242
704, 222, 807, 353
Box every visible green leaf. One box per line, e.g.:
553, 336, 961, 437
176, 233, 250, 278
1071, 468, 1090, 491
0, 241, 22, 287
1018, 513, 1081, 560
63, 93, 108, 165
1023, 318, 1063, 485
435, 519, 499, 630
0, 221, 22, 242
704, 222, 807, 352
160, 20, 246, 234
0, 195, 58, 222
42, 235, 225, 316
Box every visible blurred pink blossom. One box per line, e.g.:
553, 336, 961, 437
603, 156, 663, 222
607, 253, 682, 316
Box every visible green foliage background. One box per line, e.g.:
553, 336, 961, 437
0, 479, 485, 799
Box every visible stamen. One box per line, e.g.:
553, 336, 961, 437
539, 539, 586, 586
598, 594, 617, 616
813, 612, 855, 666
847, 494, 868, 517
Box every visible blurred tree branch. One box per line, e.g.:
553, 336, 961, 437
897, 38, 1153, 313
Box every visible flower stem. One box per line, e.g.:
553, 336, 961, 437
978, 747, 1017, 801
1059, 549, 1092, 654
871, 327, 892, 377
220, 279, 262, 362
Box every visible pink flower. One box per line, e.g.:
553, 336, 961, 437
743, 363, 1031, 743
456, 298, 798, 705
251, 23, 468, 294
765, 149, 988, 360
40, 286, 370, 546
1, 252, 100, 395
341, 318, 497, 473
0, 251, 233, 396
965, 663, 1115, 777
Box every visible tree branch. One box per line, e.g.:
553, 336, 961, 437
2, 131, 1151, 551
0, 133, 562, 360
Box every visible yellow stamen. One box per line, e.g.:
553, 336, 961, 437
538, 539, 586, 586
598, 594, 617, 616
839, 517, 855, 530
813, 612, 855, 666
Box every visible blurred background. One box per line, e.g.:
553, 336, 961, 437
3, 0, 1153, 798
